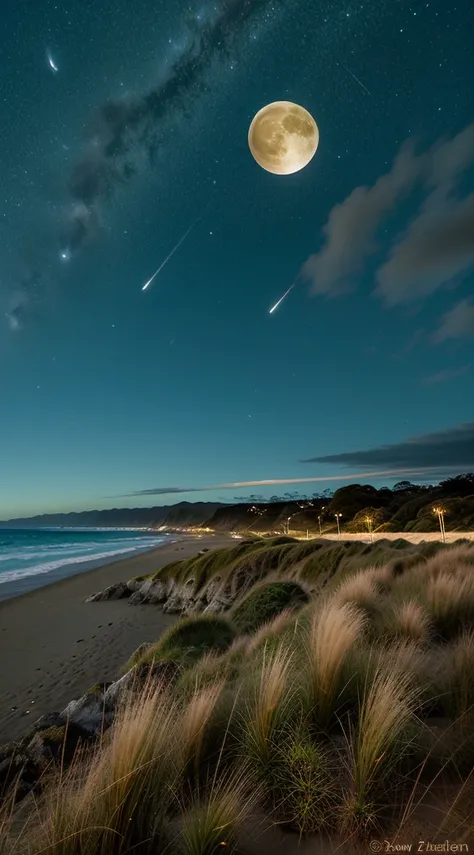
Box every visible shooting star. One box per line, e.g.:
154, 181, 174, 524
47, 51, 58, 73
337, 61, 372, 97
142, 205, 209, 292
269, 281, 296, 314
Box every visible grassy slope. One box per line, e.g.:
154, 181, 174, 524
4, 537, 474, 854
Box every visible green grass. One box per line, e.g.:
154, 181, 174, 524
127, 615, 237, 671
230, 581, 308, 634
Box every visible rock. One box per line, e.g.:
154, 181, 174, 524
86, 581, 131, 602
104, 661, 180, 709
0, 746, 39, 802
26, 721, 91, 767
129, 578, 168, 606
61, 685, 110, 735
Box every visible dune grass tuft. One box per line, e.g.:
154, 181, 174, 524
241, 643, 295, 781
441, 630, 474, 719
343, 656, 421, 832
274, 730, 337, 836
178, 767, 258, 855
391, 600, 432, 644
34, 679, 179, 854
306, 600, 367, 729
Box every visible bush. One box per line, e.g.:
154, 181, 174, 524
230, 581, 308, 634
133, 615, 237, 668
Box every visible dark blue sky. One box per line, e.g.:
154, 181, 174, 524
1, 0, 473, 519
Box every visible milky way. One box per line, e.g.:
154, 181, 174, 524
11, 0, 283, 328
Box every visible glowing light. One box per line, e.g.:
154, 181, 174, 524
47, 52, 58, 73
269, 281, 296, 314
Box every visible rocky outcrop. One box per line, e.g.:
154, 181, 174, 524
86, 581, 132, 602
0, 664, 179, 804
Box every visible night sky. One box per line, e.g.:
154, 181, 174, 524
1, 0, 473, 519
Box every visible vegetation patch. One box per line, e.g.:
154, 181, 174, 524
230, 581, 309, 634
128, 614, 237, 669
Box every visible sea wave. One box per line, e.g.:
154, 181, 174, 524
0, 543, 163, 585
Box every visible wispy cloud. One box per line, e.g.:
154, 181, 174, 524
117, 465, 463, 498
301, 422, 474, 471
301, 123, 474, 305
423, 365, 470, 386
433, 298, 474, 343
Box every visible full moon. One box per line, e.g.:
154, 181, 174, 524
248, 101, 319, 175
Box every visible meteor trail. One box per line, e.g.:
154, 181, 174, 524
337, 61, 372, 97
141, 209, 206, 292
47, 51, 58, 73
269, 281, 296, 314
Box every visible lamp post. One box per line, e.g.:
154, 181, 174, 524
335, 513, 342, 539
365, 515, 373, 543
433, 506, 446, 543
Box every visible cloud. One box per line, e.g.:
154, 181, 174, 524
423, 365, 470, 386
302, 123, 474, 304
376, 190, 474, 304
301, 142, 424, 296
117, 466, 463, 498
301, 422, 474, 471
433, 298, 474, 342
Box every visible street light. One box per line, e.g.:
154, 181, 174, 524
365, 515, 373, 543
433, 506, 446, 543
335, 513, 342, 538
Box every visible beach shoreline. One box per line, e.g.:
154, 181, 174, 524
0, 533, 233, 744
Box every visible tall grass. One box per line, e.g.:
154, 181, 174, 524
179, 682, 225, 783
34, 678, 180, 854
425, 571, 474, 639
241, 643, 295, 778
178, 767, 258, 855
442, 631, 474, 719
334, 569, 379, 613
344, 657, 421, 832
306, 601, 367, 729
391, 600, 431, 644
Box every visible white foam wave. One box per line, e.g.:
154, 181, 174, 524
0, 541, 164, 585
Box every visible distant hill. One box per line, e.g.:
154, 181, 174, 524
0, 502, 224, 530
1, 474, 473, 533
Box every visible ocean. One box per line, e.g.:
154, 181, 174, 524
0, 528, 170, 601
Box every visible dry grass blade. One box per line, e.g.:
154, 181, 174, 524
179, 766, 259, 855
345, 654, 421, 831
179, 681, 225, 774
243, 643, 294, 772
34, 677, 179, 854
307, 601, 367, 729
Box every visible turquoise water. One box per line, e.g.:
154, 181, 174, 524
0, 528, 169, 599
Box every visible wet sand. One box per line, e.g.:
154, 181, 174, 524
0, 534, 233, 743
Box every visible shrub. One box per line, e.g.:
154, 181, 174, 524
134, 615, 237, 668
230, 581, 308, 634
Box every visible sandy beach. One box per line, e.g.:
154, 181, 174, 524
0, 534, 233, 744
